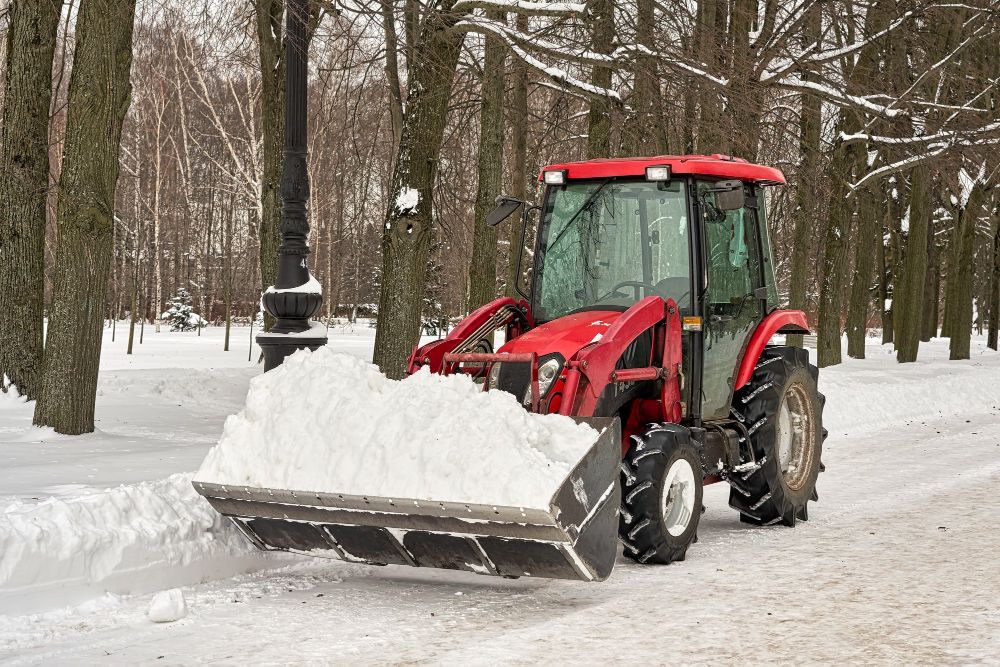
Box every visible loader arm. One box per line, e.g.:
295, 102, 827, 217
407, 296, 533, 375
558, 296, 683, 422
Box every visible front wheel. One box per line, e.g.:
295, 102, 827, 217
619, 424, 703, 564
728, 346, 825, 526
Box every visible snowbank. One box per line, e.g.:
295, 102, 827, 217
0, 473, 277, 615
819, 342, 1000, 437
195, 348, 599, 509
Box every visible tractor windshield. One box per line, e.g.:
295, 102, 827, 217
532, 179, 691, 322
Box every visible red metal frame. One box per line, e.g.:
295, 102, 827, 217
407, 296, 532, 375
443, 352, 540, 412
553, 296, 683, 424
538, 154, 786, 185
733, 309, 809, 390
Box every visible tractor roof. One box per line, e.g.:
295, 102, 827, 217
539, 154, 785, 185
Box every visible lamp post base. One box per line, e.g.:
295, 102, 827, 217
256, 321, 328, 372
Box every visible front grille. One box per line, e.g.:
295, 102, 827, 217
497, 362, 531, 404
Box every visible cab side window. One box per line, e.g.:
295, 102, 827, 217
699, 183, 762, 316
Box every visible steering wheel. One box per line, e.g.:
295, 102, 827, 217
596, 280, 658, 302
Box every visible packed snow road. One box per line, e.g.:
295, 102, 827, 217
2, 332, 999, 664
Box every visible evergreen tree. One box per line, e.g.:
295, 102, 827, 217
163, 287, 206, 332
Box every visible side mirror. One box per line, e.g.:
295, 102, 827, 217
712, 180, 745, 211
485, 196, 524, 227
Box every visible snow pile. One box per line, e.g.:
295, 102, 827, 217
819, 344, 1000, 437
196, 348, 599, 509
0, 473, 276, 615
0, 376, 28, 408
147, 588, 187, 623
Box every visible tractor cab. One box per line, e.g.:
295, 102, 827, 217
487, 155, 785, 420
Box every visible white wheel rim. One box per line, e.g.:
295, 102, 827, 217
661, 459, 696, 537
775, 382, 816, 490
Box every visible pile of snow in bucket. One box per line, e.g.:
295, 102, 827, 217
195, 348, 599, 509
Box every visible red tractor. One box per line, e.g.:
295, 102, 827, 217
196, 154, 825, 582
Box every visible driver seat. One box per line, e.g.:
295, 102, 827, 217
653, 277, 691, 309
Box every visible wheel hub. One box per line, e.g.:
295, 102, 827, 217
661, 458, 696, 536
775, 382, 816, 491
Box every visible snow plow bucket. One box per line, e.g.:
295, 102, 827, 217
193, 416, 621, 582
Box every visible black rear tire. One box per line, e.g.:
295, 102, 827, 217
619, 424, 703, 564
728, 346, 825, 526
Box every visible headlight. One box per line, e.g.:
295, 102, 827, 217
537, 358, 561, 396
487, 361, 502, 389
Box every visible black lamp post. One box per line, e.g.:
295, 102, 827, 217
257, 0, 327, 371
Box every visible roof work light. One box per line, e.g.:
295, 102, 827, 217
645, 165, 672, 181
543, 170, 567, 185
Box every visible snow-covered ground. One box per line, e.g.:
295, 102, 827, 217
2, 328, 999, 663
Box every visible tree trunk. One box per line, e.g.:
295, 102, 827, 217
815, 123, 860, 367
695, 0, 723, 151
878, 204, 893, 344
127, 269, 138, 355
846, 186, 881, 358
920, 215, 939, 341
895, 165, 930, 363
256, 0, 284, 330
0, 0, 64, 398
726, 0, 760, 158
466, 10, 506, 311
815, 0, 894, 365
989, 210, 1000, 351
380, 0, 404, 150
948, 185, 983, 360
786, 2, 822, 349
621, 0, 661, 155
941, 217, 961, 339
889, 193, 905, 344
33, 0, 137, 434
585, 0, 613, 158
505, 12, 529, 298
373, 3, 464, 379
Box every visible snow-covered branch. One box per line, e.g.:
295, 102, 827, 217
841, 122, 1000, 147
453, 16, 622, 101
451, 0, 585, 17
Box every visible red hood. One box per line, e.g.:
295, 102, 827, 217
499, 310, 622, 360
